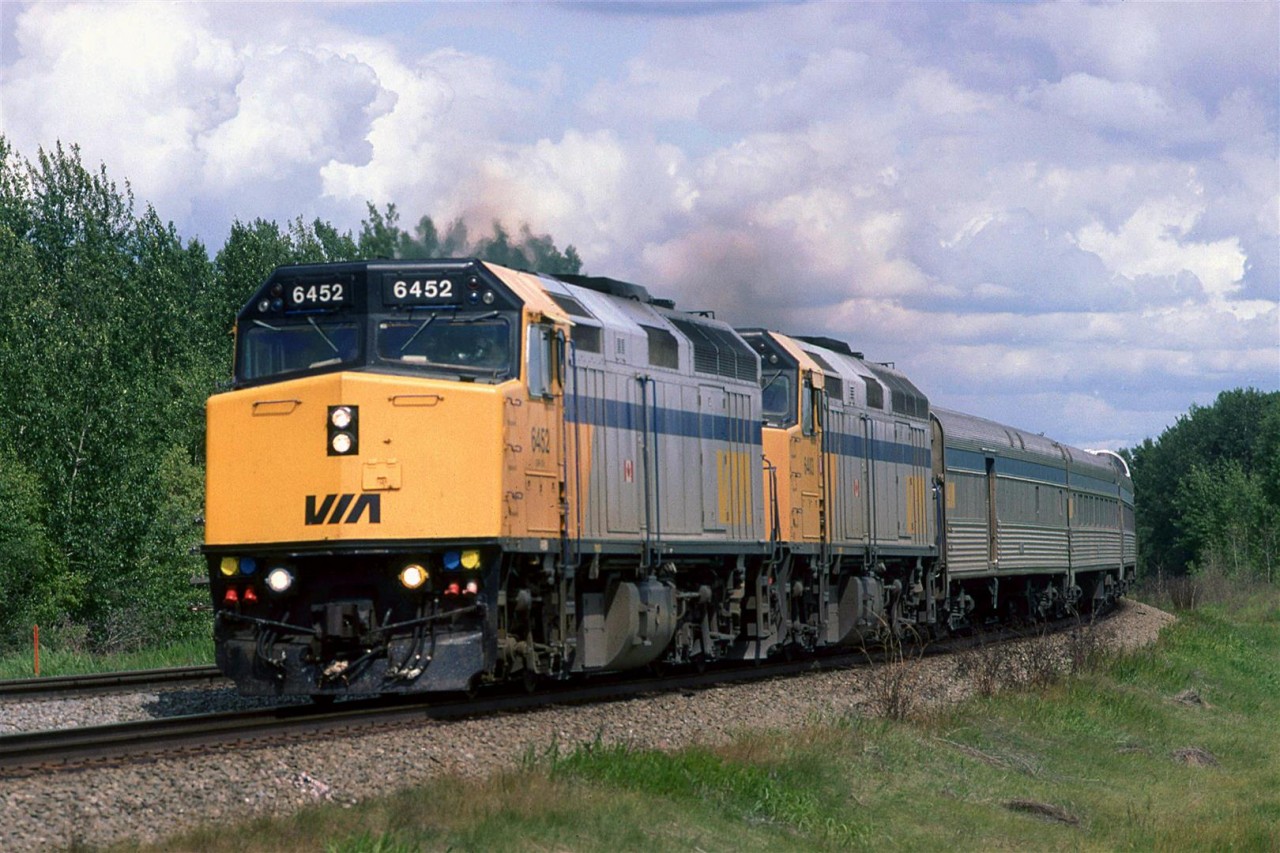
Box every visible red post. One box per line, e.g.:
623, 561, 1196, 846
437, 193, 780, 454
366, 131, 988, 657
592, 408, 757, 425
33, 625, 39, 676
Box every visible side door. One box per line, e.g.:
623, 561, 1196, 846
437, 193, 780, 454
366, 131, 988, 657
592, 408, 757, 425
521, 321, 564, 536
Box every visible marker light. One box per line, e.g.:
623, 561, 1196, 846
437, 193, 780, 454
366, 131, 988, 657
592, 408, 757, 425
220, 557, 238, 577
445, 582, 461, 596
443, 551, 461, 570
399, 564, 429, 590
460, 550, 481, 570
330, 406, 354, 429
238, 557, 257, 576
242, 587, 259, 604
464, 580, 479, 595
331, 432, 354, 454
266, 566, 295, 594
223, 587, 239, 604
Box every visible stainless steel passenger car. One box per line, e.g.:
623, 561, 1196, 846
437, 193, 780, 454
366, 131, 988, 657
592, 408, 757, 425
932, 408, 1135, 624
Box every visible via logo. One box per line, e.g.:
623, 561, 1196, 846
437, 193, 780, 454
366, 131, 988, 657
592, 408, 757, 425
305, 494, 382, 525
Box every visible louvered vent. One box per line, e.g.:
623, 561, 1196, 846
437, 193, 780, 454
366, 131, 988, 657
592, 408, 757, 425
863, 377, 885, 410
668, 317, 758, 382
572, 325, 601, 353
641, 325, 679, 368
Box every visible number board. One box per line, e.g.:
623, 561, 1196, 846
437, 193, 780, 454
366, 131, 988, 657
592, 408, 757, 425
285, 280, 349, 309
382, 275, 463, 306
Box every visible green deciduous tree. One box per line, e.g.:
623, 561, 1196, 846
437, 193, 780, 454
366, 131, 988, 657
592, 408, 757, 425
0, 135, 589, 653
0, 140, 218, 649
0, 448, 78, 643
1128, 388, 1280, 582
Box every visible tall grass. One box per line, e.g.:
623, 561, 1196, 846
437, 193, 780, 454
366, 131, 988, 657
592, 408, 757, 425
0, 635, 213, 679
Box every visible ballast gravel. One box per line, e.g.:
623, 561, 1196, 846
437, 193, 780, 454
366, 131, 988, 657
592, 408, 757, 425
0, 600, 1174, 851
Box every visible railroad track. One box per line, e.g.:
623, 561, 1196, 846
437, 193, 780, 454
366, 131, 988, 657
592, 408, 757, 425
0, 653, 844, 777
0, 608, 1112, 777
0, 665, 226, 701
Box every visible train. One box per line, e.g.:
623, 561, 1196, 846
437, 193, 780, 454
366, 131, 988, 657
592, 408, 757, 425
203, 258, 1135, 697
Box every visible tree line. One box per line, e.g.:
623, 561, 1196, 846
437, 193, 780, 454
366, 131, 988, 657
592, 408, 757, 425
1124, 388, 1280, 584
0, 139, 580, 651
0, 137, 1274, 654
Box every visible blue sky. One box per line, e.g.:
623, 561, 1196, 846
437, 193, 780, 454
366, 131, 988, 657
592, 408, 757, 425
1, 1, 1276, 450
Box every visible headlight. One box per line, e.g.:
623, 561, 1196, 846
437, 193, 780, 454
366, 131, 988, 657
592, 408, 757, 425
327, 405, 359, 456
330, 406, 353, 429
265, 566, 294, 594
398, 564, 429, 590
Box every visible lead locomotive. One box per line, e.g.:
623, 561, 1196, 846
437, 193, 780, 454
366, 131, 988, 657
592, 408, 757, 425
204, 259, 1134, 697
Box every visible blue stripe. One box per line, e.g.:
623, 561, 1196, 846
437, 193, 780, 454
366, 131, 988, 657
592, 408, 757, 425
567, 398, 762, 446
945, 448, 1125, 495
1072, 472, 1120, 496
566, 397, 929, 467
827, 432, 931, 468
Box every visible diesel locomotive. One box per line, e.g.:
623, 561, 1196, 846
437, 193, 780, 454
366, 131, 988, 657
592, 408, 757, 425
203, 259, 1135, 697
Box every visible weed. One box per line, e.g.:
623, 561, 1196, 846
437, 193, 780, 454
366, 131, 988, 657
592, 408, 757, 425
862, 627, 931, 720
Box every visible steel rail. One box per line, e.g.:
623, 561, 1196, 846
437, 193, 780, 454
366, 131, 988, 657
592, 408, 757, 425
0, 665, 226, 700
0, 607, 1114, 777
0, 657, 843, 777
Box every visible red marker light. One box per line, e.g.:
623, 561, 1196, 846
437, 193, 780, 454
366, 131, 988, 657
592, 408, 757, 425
445, 582, 461, 596
243, 587, 259, 603
223, 587, 239, 604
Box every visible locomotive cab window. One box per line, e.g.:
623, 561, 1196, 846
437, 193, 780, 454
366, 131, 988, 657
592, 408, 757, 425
801, 374, 816, 436
761, 368, 795, 426
238, 318, 360, 383
375, 310, 515, 382
526, 323, 560, 398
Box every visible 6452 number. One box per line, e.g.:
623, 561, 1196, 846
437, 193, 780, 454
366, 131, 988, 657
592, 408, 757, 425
391, 278, 453, 301
290, 282, 345, 305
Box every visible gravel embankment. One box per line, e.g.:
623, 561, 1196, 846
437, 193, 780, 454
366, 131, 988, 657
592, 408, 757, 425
0, 689, 304, 735
0, 600, 1174, 850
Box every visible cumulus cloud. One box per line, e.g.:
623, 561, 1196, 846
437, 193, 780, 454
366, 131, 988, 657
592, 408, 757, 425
1075, 195, 1247, 306
0, 0, 1274, 449
0, 1, 392, 229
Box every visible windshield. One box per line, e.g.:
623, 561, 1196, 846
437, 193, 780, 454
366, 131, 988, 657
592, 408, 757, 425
239, 318, 360, 382
376, 312, 514, 381
761, 369, 795, 427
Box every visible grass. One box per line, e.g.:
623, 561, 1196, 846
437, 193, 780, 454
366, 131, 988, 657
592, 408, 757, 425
0, 635, 213, 679
90, 584, 1280, 849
